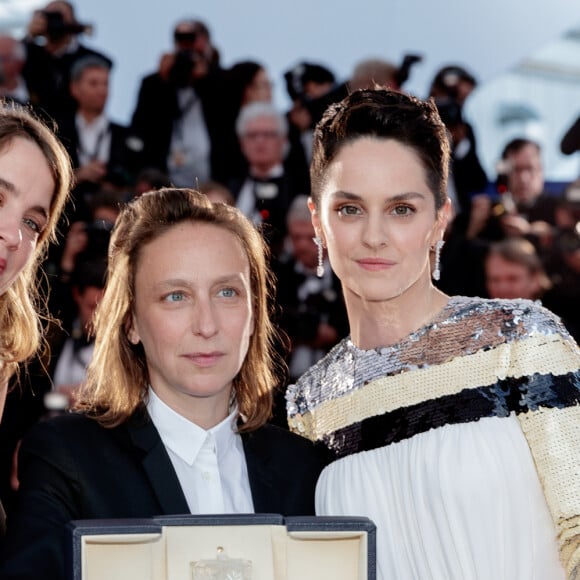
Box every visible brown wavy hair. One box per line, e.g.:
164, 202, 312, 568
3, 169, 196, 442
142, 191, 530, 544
0, 103, 72, 385
75, 188, 281, 431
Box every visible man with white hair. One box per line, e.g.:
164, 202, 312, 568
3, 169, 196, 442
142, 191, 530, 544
232, 102, 309, 256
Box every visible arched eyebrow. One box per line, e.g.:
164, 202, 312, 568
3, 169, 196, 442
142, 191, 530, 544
329, 190, 427, 202
153, 273, 248, 291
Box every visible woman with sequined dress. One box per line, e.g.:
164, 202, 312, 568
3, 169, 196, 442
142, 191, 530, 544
286, 88, 580, 580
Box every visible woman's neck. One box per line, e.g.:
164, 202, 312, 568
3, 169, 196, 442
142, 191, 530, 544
345, 282, 449, 350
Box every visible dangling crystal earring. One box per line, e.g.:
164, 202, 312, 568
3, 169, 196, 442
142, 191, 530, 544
432, 239, 445, 281
313, 236, 324, 278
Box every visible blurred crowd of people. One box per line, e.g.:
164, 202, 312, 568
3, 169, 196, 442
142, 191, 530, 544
1, 0, 580, 513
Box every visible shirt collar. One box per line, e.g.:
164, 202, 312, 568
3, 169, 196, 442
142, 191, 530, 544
146, 387, 239, 466
53, 36, 80, 57
249, 163, 284, 180
75, 111, 109, 132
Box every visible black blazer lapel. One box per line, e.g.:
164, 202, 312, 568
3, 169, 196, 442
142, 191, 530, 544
242, 428, 281, 513
125, 411, 190, 515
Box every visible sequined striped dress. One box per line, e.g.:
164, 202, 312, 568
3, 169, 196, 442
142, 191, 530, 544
286, 296, 580, 580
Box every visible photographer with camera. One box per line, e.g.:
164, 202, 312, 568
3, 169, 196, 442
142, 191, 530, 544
22, 1, 112, 122
130, 19, 230, 187
284, 62, 345, 165
283, 56, 422, 169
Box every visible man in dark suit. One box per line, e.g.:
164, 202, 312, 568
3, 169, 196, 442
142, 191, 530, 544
129, 19, 229, 186
433, 97, 489, 226
231, 102, 309, 257
55, 55, 141, 221
22, 1, 112, 122
271, 196, 348, 426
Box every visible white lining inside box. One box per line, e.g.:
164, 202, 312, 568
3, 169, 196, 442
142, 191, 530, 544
78, 524, 369, 580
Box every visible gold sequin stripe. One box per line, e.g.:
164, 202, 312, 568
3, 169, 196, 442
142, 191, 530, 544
517, 404, 580, 578
294, 332, 578, 442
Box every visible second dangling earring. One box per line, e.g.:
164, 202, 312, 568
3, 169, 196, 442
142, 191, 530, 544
432, 239, 445, 281
313, 236, 325, 278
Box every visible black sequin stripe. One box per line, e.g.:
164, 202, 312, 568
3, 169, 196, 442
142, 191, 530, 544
324, 371, 580, 459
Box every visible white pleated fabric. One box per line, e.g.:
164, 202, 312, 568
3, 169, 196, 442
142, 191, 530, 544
315, 415, 564, 580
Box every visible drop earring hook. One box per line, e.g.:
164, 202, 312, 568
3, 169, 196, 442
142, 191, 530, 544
313, 236, 325, 278
432, 239, 444, 281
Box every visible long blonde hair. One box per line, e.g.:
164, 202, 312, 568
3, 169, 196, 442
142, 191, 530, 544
0, 103, 73, 384
75, 188, 281, 431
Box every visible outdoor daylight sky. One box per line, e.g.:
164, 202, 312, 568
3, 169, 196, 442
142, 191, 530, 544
4, 0, 579, 125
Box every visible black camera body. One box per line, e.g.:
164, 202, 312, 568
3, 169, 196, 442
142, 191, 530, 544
168, 49, 208, 87
173, 30, 197, 44
42, 10, 91, 41
169, 50, 195, 86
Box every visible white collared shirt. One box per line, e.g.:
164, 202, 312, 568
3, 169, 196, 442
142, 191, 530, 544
75, 112, 111, 166
167, 87, 211, 187
146, 388, 254, 514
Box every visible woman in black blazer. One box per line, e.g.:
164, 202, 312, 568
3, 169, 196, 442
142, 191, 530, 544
0, 188, 329, 579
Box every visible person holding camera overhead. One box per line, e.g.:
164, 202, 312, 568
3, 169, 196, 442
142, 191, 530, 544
130, 19, 230, 187
22, 1, 112, 122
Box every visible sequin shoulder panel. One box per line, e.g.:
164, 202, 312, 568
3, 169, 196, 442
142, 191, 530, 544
286, 296, 580, 457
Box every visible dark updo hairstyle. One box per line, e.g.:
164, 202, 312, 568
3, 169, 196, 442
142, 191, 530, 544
310, 88, 450, 211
